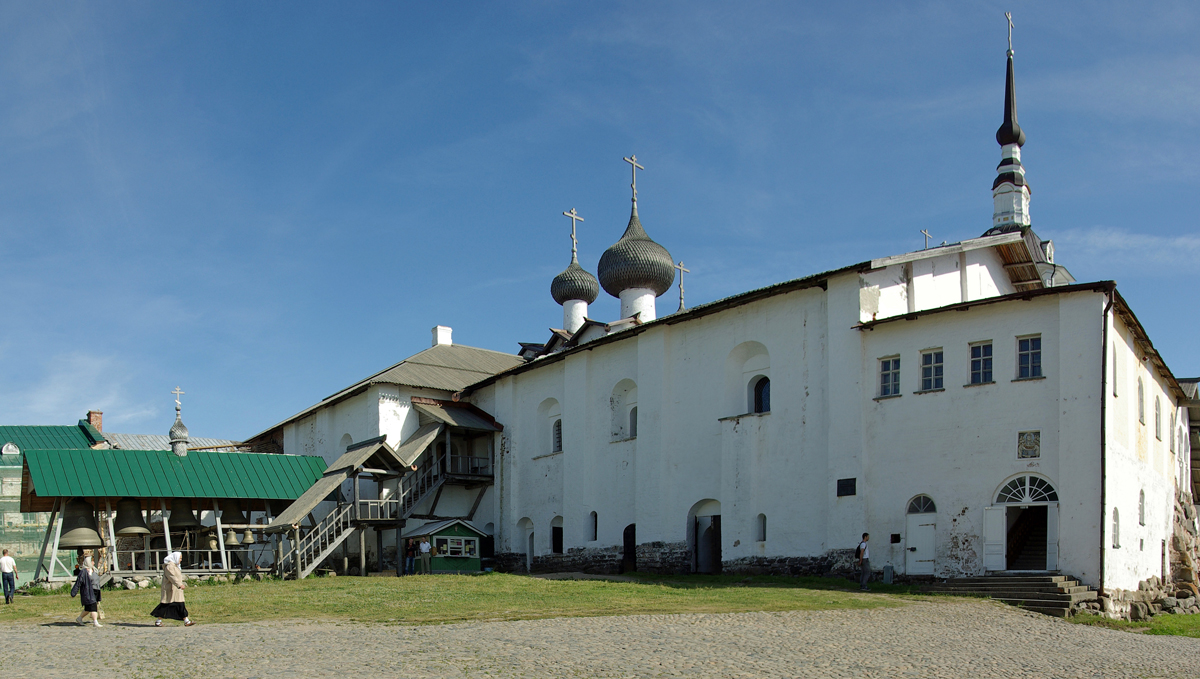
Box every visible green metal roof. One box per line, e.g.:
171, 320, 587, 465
23, 449, 326, 506
0, 424, 101, 452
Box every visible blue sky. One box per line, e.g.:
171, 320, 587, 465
0, 1, 1196, 439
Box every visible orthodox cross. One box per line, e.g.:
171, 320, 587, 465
623, 155, 644, 204
1006, 12, 1014, 54
674, 260, 690, 312
921, 229, 932, 250
172, 386, 185, 407
562, 208, 584, 260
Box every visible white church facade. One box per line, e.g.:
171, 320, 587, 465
251, 43, 1197, 593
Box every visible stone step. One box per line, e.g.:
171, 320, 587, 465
923, 580, 1081, 591
931, 575, 1070, 584
926, 588, 1095, 603
1022, 605, 1070, 618
924, 585, 1092, 598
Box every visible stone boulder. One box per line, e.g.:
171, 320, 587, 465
1129, 602, 1150, 621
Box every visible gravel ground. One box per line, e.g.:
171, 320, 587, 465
4, 597, 1199, 678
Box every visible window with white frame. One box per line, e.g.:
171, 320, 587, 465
433, 536, 479, 558
920, 350, 943, 391
1017, 335, 1042, 378
970, 342, 993, 384
1138, 378, 1145, 424
879, 357, 900, 396
1155, 397, 1161, 440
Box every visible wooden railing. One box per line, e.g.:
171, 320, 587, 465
447, 454, 491, 476
281, 502, 355, 579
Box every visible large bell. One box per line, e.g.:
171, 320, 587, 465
224, 528, 241, 546
242, 528, 256, 545
220, 500, 249, 525
59, 498, 103, 548
113, 498, 150, 536
169, 499, 202, 528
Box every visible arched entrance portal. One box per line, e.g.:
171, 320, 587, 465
688, 499, 722, 574
983, 475, 1060, 572
621, 524, 636, 573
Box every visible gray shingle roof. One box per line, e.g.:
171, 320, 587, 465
105, 433, 240, 451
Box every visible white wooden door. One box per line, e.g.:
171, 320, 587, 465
983, 506, 1007, 571
905, 514, 936, 575
1045, 503, 1059, 571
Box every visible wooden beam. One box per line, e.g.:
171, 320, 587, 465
426, 484, 445, 517
466, 487, 487, 520
33, 498, 60, 581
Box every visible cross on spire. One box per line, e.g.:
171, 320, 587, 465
623, 155, 644, 206
674, 260, 690, 312
172, 386, 185, 409
1006, 11, 1014, 55
921, 229, 933, 250
562, 208, 584, 261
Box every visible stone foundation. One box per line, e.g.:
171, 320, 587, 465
494, 544, 866, 577
722, 549, 855, 577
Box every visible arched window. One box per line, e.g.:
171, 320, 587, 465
1138, 490, 1145, 526
1170, 411, 1176, 453
611, 379, 637, 440
629, 407, 638, 438
1112, 508, 1120, 548
552, 419, 563, 453
752, 376, 771, 414
1154, 397, 1161, 440
588, 511, 598, 542
907, 495, 937, 514
995, 476, 1058, 504
756, 513, 767, 542
1138, 378, 1145, 424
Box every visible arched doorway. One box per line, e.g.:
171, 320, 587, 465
688, 499, 722, 574
621, 524, 636, 573
905, 495, 937, 575
517, 517, 534, 573
983, 475, 1060, 572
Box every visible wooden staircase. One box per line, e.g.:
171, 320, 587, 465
922, 575, 1097, 617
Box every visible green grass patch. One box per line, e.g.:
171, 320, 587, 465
0, 572, 914, 626
1068, 611, 1200, 638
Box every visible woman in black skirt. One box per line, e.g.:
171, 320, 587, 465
70, 556, 101, 627
151, 552, 194, 626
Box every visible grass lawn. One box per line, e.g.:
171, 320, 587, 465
1068, 611, 1200, 638
0, 572, 917, 626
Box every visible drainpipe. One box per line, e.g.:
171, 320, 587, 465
1099, 285, 1115, 594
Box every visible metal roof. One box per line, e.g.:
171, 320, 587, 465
21, 448, 326, 513
249, 343, 524, 441
401, 518, 486, 539
396, 423, 444, 467
105, 433, 240, 451
0, 424, 101, 453
414, 401, 502, 432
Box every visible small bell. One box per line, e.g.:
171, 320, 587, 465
224, 528, 240, 546
242, 528, 256, 545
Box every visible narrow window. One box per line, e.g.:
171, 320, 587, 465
753, 376, 771, 413
1112, 508, 1120, 548
1138, 490, 1145, 526
970, 342, 993, 384
1017, 335, 1042, 378
628, 407, 638, 438
879, 358, 900, 396
1154, 397, 1161, 440
1112, 344, 1119, 396
551, 526, 564, 554
552, 419, 563, 453
1170, 412, 1176, 453
920, 350, 943, 391
1138, 378, 1145, 424
588, 511, 598, 541
836, 478, 857, 497
756, 513, 767, 542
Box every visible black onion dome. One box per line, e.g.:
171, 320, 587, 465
551, 256, 599, 305
597, 209, 675, 297
995, 52, 1026, 147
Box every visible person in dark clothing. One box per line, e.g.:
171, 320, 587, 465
70, 556, 102, 627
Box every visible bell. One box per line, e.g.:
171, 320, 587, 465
113, 498, 150, 536
224, 528, 241, 546
59, 498, 104, 548
168, 499, 201, 528
207, 534, 219, 551
242, 528, 256, 545
220, 500, 249, 525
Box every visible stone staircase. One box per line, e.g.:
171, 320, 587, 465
921, 574, 1097, 617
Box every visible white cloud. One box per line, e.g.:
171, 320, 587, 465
1054, 226, 1200, 276
0, 352, 156, 428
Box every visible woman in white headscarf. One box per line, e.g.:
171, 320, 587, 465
151, 552, 194, 626
69, 555, 101, 627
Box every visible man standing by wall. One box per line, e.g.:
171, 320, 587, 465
419, 536, 432, 575
0, 549, 17, 603
857, 533, 870, 591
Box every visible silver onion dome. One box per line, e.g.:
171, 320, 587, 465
597, 208, 675, 297
168, 406, 189, 443
551, 254, 600, 305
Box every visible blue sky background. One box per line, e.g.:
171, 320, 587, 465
0, 1, 1196, 439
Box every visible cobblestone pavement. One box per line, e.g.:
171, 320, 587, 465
5, 597, 1199, 678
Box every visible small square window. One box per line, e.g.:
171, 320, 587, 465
921, 350, 943, 391
890, 533, 902, 544
836, 478, 857, 497
879, 357, 900, 396
1018, 431, 1040, 459
1017, 336, 1042, 378
970, 342, 993, 384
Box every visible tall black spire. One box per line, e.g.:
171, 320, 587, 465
995, 50, 1025, 147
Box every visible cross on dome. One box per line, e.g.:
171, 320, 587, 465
563, 208, 584, 260
172, 386, 185, 408
674, 261, 690, 312
623, 155, 644, 207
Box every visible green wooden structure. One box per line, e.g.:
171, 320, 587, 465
402, 519, 487, 573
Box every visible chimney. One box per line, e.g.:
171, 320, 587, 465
432, 325, 453, 347
86, 410, 103, 432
